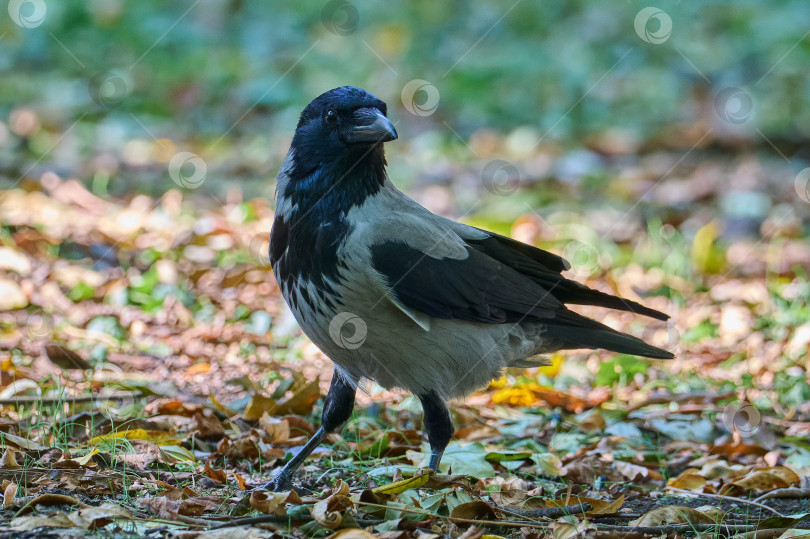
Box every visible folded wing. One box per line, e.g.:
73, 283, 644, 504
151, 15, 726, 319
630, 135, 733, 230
369, 229, 673, 360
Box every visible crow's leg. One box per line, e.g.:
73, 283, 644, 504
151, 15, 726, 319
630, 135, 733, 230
419, 391, 454, 472
259, 373, 356, 491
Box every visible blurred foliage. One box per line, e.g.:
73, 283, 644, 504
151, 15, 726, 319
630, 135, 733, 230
2, 0, 809, 146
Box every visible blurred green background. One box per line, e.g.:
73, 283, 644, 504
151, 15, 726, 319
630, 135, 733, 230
1, 0, 808, 234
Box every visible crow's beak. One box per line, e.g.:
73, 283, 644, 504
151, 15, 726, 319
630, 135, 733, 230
348, 107, 398, 144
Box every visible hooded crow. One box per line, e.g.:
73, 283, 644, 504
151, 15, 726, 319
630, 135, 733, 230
264, 86, 673, 490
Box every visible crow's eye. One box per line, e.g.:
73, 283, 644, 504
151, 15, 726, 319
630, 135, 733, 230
324, 109, 338, 126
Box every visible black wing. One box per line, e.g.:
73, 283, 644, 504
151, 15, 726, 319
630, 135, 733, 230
370, 240, 561, 324
463, 229, 669, 321
370, 234, 673, 360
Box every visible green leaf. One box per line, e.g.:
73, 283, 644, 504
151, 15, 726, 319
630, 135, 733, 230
595, 355, 649, 386
67, 281, 95, 301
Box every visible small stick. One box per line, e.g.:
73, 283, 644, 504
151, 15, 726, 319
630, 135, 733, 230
0, 392, 141, 405
665, 487, 785, 518
499, 502, 591, 519
596, 523, 757, 534
753, 487, 810, 503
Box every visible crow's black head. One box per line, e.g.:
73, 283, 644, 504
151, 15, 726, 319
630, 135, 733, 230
282, 86, 397, 208
292, 86, 396, 159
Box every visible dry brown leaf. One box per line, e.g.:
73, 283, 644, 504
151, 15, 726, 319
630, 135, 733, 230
489, 476, 529, 507
312, 481, 353, 530
233, 472, 248, 491
204, 462, 227, 484
244, 393, 277, 421
275, 377, 321, 415
711, 443, 769, 458
1, 431, 49, 451
667, 472, 707, 491
548, 518, 597, 539
449, 500, 499, 523
259, 414, 291, 443
16, 493, 85, 516
566, 494, 624, 516
140, 495, 220, 519
3, 481, 17, 507
630, 505, 714, 526
614, 460, 661, 482
194, 411, 226, 442
44, 344, 92, 370
726, 466, 800, 493
0, 449, 20, 469
250, 489, 302, 515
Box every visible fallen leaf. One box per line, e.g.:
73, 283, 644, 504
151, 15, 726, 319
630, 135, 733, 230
0, 449, 20, 469
3, 481, 17, 507
233, 472, 248, 491
667, 472, 707, 491
89, 429, 181, 445
372, 470, 430, 495
44, 344, 92, 370
16, 493, 85, 516
630, 505, 714, 526
204, 462, 227, 484
244, 393, 277, 421
249, 490, 302, 515
193, 411, 226, 442
449, 500, 499, 523
1, 431, 49, 451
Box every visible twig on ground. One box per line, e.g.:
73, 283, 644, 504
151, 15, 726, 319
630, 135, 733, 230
753, 487, 810, 503
596, 523, 758, 535
498, 502, 591, 519
0, 392, 142, 405
666, 487, 786, 518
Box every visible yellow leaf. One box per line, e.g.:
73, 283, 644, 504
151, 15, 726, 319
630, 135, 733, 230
371, 471, 430, 495
89, 429, 180, 445
538, 353, 564, 378
209, 392, 235, 415
275, 377, 321, 416
667, 472, 707, 491
74, 448, 98, 466
244, 393, 276, 421
691, 220, 724, 273
157, 445, 197, 464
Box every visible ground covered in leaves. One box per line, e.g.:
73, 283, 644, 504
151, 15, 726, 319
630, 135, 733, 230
1, 154, 810, 538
